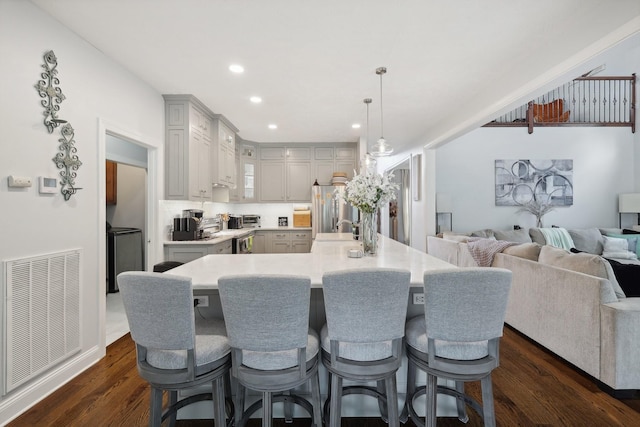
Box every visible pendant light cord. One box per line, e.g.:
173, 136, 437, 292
379, 71, 384, 139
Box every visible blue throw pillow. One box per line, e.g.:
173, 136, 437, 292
605, 233, 640, 258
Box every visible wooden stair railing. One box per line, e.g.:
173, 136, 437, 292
484, 74, 636, 134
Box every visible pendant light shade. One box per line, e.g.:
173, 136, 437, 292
371, 67, 393, 157
361, 98, 377, 172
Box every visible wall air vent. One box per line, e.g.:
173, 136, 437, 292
3, 249, 81, 395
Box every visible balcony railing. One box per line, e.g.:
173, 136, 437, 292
484, 74, 636, 133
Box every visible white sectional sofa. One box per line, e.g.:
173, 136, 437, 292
426, 228, 640, 395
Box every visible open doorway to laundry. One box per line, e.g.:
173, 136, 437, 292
105, 133, 149, 345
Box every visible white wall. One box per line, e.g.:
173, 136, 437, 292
435, 126, 636, 232
0, 1, 164, 423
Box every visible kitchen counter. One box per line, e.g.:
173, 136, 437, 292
169, 233, 455, 289
163, 226, 312, 246
164, 228, 253, 245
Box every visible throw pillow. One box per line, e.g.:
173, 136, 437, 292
623, 228, 640, 235
567, 228, 604, 255
604, 233, 640, 258
606, 259, 639, 297
470, 229, 495, 239
493, 229, 533, 244
528, 228, 547, 245
502, 243, 542, 261
539, 245, 624, 299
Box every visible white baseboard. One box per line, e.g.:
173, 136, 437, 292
0, 345, 102, 426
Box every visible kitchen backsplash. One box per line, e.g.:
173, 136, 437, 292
159, 200, 310, 238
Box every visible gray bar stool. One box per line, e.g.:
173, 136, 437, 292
404, 268, 512, 427
320, 268, 411, 427
218, 274, 322, 427
117, 271, 232, 427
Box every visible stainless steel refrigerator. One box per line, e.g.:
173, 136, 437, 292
311, 185, 358, 239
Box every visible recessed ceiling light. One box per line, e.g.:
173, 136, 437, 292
250, 96, 262, 104
352, 123, 361, 129
268, 124, 278, 130
229, 64, 244, 73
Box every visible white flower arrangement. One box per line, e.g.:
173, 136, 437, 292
339, 170, 399, 213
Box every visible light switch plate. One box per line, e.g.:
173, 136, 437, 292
8, 175, 32, 188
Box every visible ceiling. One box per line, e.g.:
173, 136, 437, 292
31, 0, 640, 153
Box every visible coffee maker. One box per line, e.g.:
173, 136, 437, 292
172, 209, 204, 240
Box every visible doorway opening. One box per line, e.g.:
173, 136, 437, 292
105, 133, 149, 345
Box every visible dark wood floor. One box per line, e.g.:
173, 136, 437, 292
8, 326, 640, 426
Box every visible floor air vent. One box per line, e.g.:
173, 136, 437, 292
3, 249, 81, 395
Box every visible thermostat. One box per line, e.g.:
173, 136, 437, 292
39, 176, 58, 194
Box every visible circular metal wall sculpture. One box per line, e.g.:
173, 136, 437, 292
35, 50, 81, 201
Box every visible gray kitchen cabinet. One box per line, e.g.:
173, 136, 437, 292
164, 95, 214, 201
164, 239, 232, 263
165, 245, 209, 263
229, 146, 241, 202
212, 119, 238, 188
270, 231, 291, 253
260, 146, 286, 160
252, 231, 268, 253
236, 142, 257, 202
313, 146, 356, 185
259, 145, 312, 202
291, 230, 312, 253
250, 230, 311, 253
210, 240, 233, 254
259, 161, 286, 201
287, 162, 311, 201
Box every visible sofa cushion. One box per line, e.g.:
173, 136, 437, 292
567, 228, 604, 255
442, 232, 471, 243
604, 233, 640, 259
501, 243, 541, 261
470, 229, 495, 239
622, 228, 640, 235
540, 245, 625, 299
494, 229, 533, 243
529, 228, 546, 245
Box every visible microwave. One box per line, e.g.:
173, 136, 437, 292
227, 216, 243, 229
242, 214, 261, 228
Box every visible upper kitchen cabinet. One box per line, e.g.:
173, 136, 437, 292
163, 95, 214, 201
313, 145, 357, 185
259, 145, 312, 202
212, 118, 238, 188
237, 142, 257, 202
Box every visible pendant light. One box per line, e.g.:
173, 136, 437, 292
371, 66, 393, 157
361, 98, 377, 172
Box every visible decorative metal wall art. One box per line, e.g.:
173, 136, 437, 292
34, 50, 67, 133
53, 123, 83, 201
495, 159, 573, 207
34, 49, 81, 201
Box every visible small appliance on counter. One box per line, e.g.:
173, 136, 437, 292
172, 209, 204, 240
200, 217, 221, 239
227, 215, 243, 229
293, 208, 311, 227
242, 214, 261, 228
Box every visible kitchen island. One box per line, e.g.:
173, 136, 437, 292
168, 233, 459, 420
170, 232, 454, 288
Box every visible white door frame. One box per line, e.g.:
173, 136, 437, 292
97, 118, 160, 353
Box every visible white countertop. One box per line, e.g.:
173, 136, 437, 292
168, 233, 455, 289
164, 226, 313, 246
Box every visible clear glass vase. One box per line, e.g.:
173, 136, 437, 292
361, 210, 378, 255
